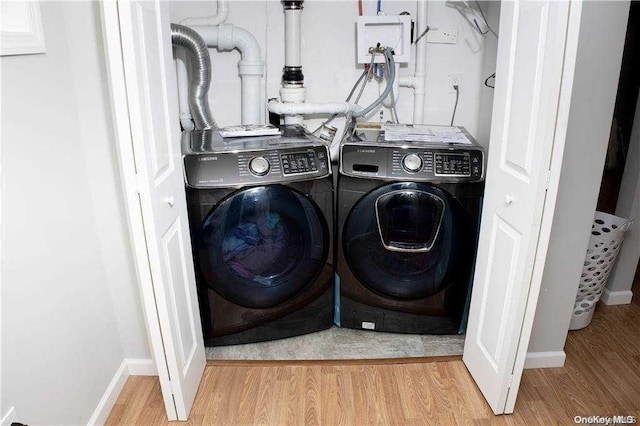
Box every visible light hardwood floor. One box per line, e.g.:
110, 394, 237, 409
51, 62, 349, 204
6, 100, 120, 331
107, 275, 640, 425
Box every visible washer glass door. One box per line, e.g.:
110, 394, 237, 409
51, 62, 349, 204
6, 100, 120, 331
197, 185, 329, 308
343, 182, 470, 300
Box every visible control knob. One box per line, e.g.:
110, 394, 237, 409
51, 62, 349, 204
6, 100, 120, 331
402, 153, 423, 173
249, 156, 270, 176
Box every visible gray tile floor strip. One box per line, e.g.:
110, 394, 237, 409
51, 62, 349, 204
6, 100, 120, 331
206, 327, 465, 361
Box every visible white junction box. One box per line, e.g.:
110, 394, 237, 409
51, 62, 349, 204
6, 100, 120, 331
356, 15, 412, 64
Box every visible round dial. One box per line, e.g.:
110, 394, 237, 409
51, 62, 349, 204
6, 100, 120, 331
402, 153, 423, 173
249, 156, 270, 176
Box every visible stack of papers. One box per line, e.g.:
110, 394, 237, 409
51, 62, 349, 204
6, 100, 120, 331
384, 124, 472, 144
219, 124, 281, 138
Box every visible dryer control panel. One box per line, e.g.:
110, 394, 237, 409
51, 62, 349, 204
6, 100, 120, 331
184, 145, 331, 188
341, 144, 484, 183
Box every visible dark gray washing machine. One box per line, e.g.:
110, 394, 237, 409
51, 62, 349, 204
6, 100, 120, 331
336, 127, 485, 334
182, 126, 334, 346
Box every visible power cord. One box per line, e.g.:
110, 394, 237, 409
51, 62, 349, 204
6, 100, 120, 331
484, 72, 495, 89
451, 84, 459, 126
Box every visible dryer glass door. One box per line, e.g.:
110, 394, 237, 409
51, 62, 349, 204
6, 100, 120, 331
197, 185, 329, 309
343, 182, 472, 300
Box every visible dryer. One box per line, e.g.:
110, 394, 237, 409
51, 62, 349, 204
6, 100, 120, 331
183, 127, 334, 346
336, 127, 485, 334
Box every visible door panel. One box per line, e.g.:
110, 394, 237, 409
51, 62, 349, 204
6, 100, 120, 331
117, 0, 205, 420
161, 220, 198, 372
463, 0, 573, 414
476, 217, 521, 369
137, 3, 173, 181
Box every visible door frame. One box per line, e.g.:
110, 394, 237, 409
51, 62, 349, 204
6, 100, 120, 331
100, 0, 585, 419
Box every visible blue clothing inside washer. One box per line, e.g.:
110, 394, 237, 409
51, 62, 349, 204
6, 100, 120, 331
221, 212, 289, 286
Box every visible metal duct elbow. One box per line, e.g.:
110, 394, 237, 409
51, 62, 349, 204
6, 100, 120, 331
171, 23, 217, 130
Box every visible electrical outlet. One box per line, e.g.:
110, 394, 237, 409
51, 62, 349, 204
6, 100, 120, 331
448, 73, 462, 94
426, 27, 458, 44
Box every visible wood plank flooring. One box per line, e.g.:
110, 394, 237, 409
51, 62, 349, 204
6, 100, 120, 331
107, 274, 640, 425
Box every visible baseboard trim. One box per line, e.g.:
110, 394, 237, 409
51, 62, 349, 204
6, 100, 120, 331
1, 407, 18, 426
87, 360, 128, 426
600, 288, 633, 305
126, 358, 156, 376
524, 351, 566, 369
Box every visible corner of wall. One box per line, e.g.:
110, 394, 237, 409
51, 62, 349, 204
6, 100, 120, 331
600, 287, 634, 305
524, 351, 566, 369
86, 360, 129, 426
127, 358, 157, 376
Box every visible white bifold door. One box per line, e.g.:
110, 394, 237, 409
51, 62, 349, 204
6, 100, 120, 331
104, 0, 206, 420
463, 0, 580, 415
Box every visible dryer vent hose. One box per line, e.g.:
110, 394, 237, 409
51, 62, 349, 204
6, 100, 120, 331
171, 23, 217, 130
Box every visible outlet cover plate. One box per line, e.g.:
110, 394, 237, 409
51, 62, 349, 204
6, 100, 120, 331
448, 73, 462, 93
427, 27, 458, 44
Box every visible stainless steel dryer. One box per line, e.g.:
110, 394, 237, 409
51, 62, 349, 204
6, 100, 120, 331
336, 126, 485, 334
183, 126, 333, 346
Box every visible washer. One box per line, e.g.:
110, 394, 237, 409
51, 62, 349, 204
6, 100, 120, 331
336, 127, 485, 334
183, 126, 334, 346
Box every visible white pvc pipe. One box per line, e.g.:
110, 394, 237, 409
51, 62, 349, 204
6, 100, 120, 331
240, 74, 262, 124
413, 0, 428, 124
284, 9, 302, 67
399, 76, 414, 88
267, 100, 359, 115
180, 0, 229, 27
192, 25, 265, 125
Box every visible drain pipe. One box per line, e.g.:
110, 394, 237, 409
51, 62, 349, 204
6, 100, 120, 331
280, 0, 305, 126
267, 0, 361, 124
180, 0, 229, 26
171, 24, 217, 130
191, 24, 264, 125
399, 0, 428, 124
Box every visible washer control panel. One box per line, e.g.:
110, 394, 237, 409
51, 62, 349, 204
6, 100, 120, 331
184, 145, 331, 188
281, 150, 322, 175
341, 143, 484, 182
434, 152, 471, 177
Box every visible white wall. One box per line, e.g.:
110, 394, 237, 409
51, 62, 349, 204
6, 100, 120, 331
526, 0, 630, 362
605, 96, 640, 301
170, 0, 499, 147
1, 2, 149, 423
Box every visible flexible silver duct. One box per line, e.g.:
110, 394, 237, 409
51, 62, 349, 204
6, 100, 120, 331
171, 23, 217, 130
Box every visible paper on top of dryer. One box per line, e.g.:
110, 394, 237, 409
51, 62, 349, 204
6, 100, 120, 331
384, 124, 472, 144
218, 124, 281, 138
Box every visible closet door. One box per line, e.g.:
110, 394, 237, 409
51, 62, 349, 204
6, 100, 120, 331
114, 0, 206, 420
463, 0, 579, 415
